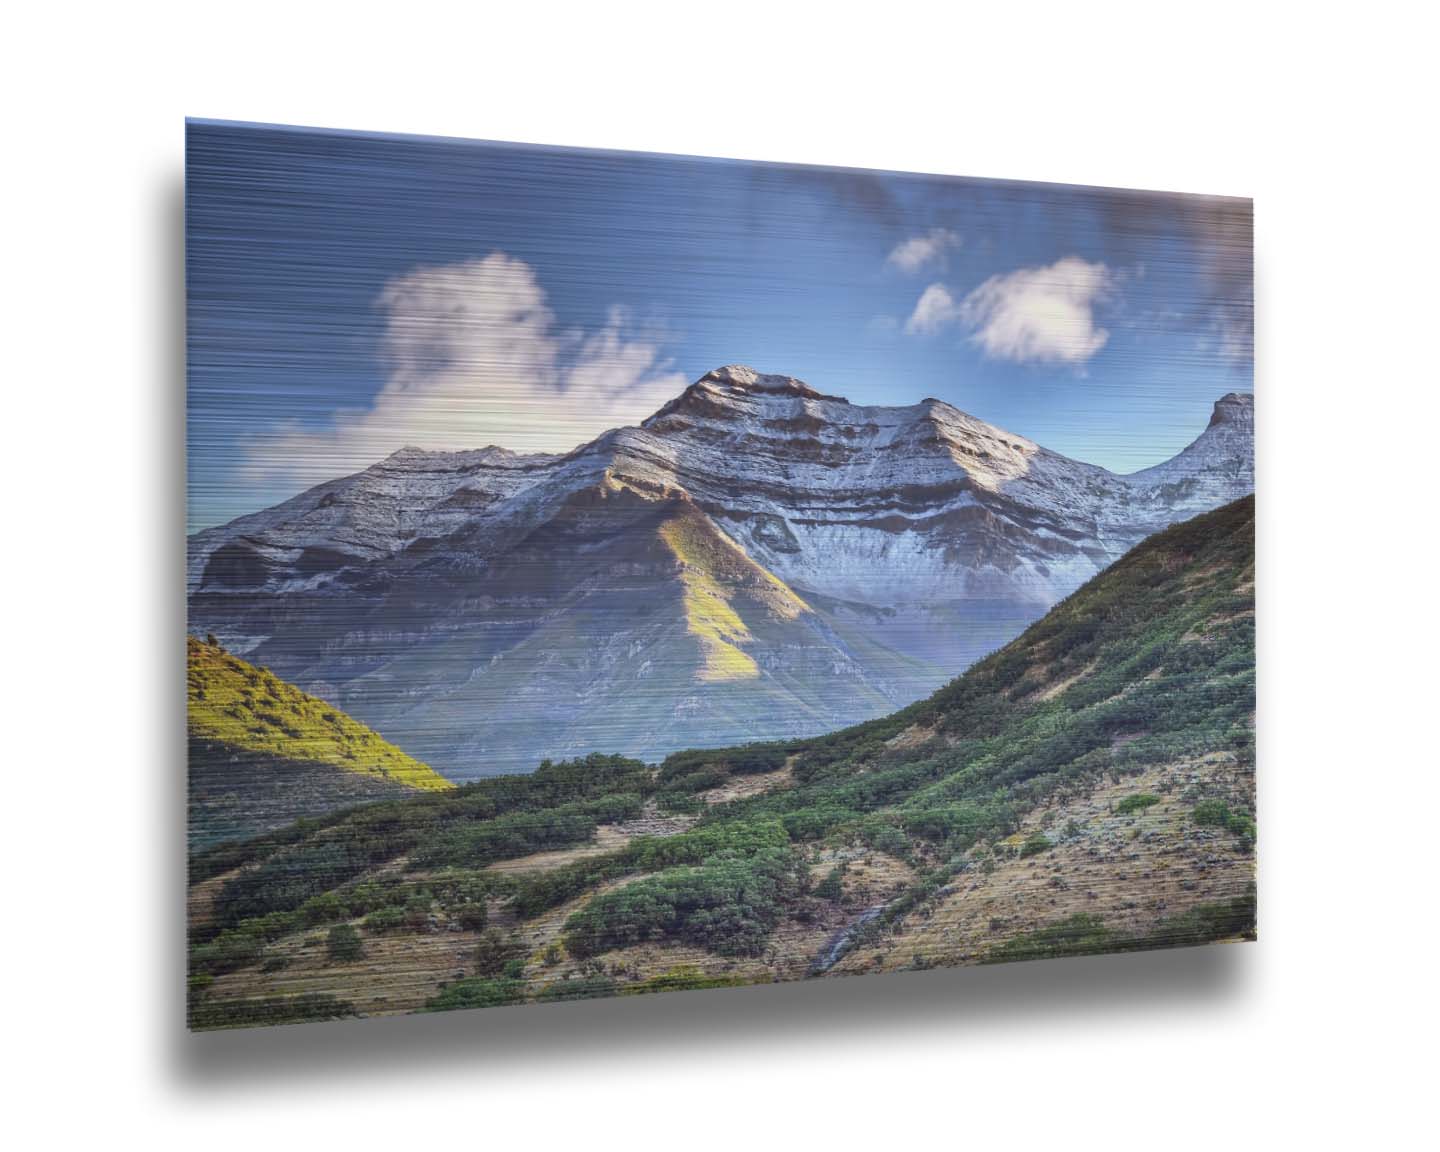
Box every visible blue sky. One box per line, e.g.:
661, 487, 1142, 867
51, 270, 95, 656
186, 120, 1252, 532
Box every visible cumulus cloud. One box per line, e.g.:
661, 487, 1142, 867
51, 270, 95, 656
904, 283, 962, 335
905, 257, 1113, 365
887, 228, 962, 273
958, 257, 1112, 364
244, 253, 688, 490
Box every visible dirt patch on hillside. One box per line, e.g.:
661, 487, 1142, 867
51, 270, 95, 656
1032, 659, 1098, 702
698, 763, 795, 805
1007, 658, 1098, 703
884, 724, 938, 752
187, 868, 242, 933
481, 827, 638, 876
806, 847, 917, 896
484, 806, 695, 875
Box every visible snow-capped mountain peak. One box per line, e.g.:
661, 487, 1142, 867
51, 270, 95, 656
1209, 391, 1254, 429
188, 369, 1254, 776
1127, 391, 1255, 510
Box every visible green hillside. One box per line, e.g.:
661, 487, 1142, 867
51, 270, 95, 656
187, 637, 453, 793
188, 497, 1255, 1029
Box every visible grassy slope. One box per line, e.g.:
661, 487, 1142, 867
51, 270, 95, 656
187, 636, 453, 793
188, 497, 1254, 1027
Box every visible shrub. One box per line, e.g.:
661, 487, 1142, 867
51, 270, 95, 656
473, 929, 526, 977
563, 848, 805, 959
1146, 886, 1257, 945
1229, 814, 1256, 847
1192, 799, 1254, 843
408, 792, 646, 870
1193, 798, 1228, 824
815, 863, 847, 902
781, 805, 856, 842
455, 902, 488, 931
1019, 832, 1053, 857
214, 837, 396, 927
859, 821, 912, 859
985, 914, 1118, 963
901, 802, 1003, 846
403, 894, 432, 930
300, 891, 347, 927
536, 976, 616, 1002
424, 978, 525, 1013
190, 928, 266, 974
620, 966, 755, 995
189, 992, 355, 1030
326, 924, 363, 962
363, 906, 405, 934
986, 887, 1257, 966
507, 820, 793, 920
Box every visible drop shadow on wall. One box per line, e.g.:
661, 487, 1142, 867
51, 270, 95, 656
158, 173, 1252, 1093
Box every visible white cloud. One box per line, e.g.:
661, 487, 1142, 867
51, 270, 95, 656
959, 257, 1112, 364
904, 283, 961, 335
244, 253, 688, 490
887, 228, 962, 273
904, 257, 1113, 364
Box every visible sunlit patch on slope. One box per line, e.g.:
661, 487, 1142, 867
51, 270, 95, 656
658, 507, 811, 682
186, 636, 454, 792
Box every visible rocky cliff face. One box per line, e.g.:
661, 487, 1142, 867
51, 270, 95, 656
187, 367, 1254, 777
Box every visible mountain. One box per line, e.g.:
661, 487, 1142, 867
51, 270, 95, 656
187, 366, 1254, 778
187, 637, 453, 850
187, 497, 1255, 1027
1127, 391, 1256, 506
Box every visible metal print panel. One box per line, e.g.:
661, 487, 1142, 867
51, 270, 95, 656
186, 120, 1255, 1030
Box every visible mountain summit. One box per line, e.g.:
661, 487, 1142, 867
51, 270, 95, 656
187, 369, 1254, 776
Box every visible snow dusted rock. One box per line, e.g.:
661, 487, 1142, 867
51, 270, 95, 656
188, 368, 1253, 777
1127, 393, 1255, 515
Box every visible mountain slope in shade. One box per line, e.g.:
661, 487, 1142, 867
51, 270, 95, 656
187, 367, 1254, 777
188, 637, 453, 849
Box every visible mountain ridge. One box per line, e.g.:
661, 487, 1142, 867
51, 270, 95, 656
187, 368, 1254, 777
